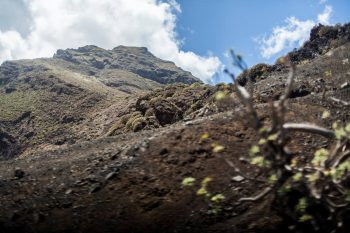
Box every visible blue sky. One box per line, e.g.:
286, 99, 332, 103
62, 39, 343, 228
0, 0, 349, 83
176, 0, 350, 82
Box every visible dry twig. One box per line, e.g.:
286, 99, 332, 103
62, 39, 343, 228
283, 123, 335, 139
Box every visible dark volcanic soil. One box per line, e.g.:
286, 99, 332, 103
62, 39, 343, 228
0, 93, 347, 233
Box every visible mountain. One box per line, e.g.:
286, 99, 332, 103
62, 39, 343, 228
0, 24, 349, 233
54, 45, 199, 85
0, 45, 200, 158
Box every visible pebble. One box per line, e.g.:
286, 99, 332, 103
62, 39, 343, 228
89, 183, 102, 194
14, 168, 25, 179
105, 172, 117, 181
232, 175, 245, 182
65, 189, 73, 195
340, 82, 349, 89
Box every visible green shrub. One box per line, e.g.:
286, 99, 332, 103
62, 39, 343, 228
184, 52, 350, 232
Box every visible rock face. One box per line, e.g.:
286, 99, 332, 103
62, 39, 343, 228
53, 45, 200, 85
288, 23, 350, 63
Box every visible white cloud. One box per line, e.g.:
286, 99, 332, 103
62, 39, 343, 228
257, 5, 333, 59
319, 0, 328, 4
0, 0, 221, 83
318, 5, 332, 24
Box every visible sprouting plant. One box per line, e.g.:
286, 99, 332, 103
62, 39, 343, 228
182, 176, 226, 215
212, 143, 225, 153
182, 177, 196, 187
181, 50, 350, 231
224, 51, 350, 232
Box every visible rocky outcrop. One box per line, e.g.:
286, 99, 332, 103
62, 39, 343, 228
54, 45, 200, 85
236, 63, 272, 86
0, 61, 20, 85
106, 83, 236, 135
288, 23, 350, 63
0, 126, 18, 159
106, 83, 210, 135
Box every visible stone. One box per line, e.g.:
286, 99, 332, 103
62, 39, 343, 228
14, 168, 25, 179
232, 175, 245, 182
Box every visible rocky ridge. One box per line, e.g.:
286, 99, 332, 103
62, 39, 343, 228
53, 45, 199, 85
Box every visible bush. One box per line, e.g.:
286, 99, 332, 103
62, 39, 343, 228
183, 52, 350, 232
228, 53, 350, 232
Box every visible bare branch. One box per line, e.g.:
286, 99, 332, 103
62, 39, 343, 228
224, 158, 265, 182
271, 60, 296, 134
331, 150, 350, 169
236, 85, 251, 100
283, 123, 335, 138
329, 97, 350, 106
280, 62, 296, 103
333, 183, 347, 195
238, 187, 272, 203
325, 141, 344, 169
269, 101, 281, 133
326, 197, 349, 209
235, 84, 261, 129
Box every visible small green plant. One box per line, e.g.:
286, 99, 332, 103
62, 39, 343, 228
225, 52, 350, 232
181, 51, 350, 232
182, 177, 196, 187
182, 176, 225, 215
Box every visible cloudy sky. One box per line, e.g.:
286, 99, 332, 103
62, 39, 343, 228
0, 0, 349, 83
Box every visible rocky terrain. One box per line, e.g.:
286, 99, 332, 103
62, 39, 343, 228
0, 24, 349, 233
0, 45, 199, 158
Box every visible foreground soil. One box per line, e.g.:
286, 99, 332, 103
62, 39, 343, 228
0, 93, 346, 232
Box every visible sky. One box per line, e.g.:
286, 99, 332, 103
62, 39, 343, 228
0, 0, 349, 83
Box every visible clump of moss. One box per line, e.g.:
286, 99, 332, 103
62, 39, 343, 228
125, 112, 143, 130
107, 113, 133, 136
131, 117, 147, 132
107, 110, 163, 135
185, 101, 204, 115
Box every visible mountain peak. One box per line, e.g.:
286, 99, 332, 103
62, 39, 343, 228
113, 45, 149, 53
53, 45, 200, 84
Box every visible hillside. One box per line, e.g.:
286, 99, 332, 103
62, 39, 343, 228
0, 45, 200, 158
0, 24, 349, 233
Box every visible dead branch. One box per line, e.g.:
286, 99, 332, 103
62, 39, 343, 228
326, 197, 349, 209
271, 60, 296, 135
224, 158, 265, 182
329, 97, 350, 106
326, 141, 343, 169
235, 84, 261, 129
270, 101, 279, 132
331, 150, 350, 169
283, 123, 335, 138
238, 186, 272, 202
280, 62, 296, 103
333, 183, 347, 195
